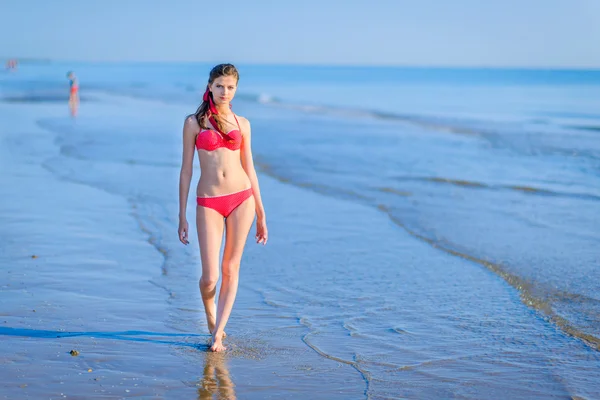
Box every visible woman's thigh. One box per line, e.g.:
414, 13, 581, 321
222, 196, 256, 268
196, 206, 225, 278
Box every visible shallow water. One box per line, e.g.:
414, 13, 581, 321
1, 63, 600, 398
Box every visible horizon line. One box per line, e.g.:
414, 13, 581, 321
2, 57, 600, 71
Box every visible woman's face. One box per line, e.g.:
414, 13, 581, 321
210, 75, 238, 105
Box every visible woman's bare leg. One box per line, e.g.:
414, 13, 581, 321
211, 196, 255, 352
68, 94, 79, 117
196, 206, 225, 337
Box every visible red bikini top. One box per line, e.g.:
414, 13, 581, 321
196, 115, 242, 151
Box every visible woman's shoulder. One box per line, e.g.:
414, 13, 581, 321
184, 114, 200, 128
235, 114, 251, 130
183, 114, 201, 135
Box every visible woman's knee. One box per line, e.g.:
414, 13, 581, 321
200, 274, 219, 289
221, 260, 241, 280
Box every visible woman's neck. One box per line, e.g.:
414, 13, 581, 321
214, 103, 231, 115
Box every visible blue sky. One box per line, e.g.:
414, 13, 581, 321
1, 0, 599, 67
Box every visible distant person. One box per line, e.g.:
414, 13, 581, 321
5, 59, 17, 71
66, 71, 79, 116
178, 64, 268, 352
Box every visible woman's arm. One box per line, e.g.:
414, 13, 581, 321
178, 116, 198, 244
239, 117, 268, 244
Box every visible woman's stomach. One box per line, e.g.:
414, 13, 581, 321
196, 152, 251, 197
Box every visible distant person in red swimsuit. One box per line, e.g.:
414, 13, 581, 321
178, 64, 268, 352
66, 71, 79, 116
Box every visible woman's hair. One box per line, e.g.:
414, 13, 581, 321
194, 63, 239, 132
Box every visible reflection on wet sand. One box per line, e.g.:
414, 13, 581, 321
197, 353, 236, 400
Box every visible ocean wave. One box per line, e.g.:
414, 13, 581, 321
43, 81, 599, 164
254, 159, 600, 352
387, 176, 600, 201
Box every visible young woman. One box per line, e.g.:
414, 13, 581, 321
178, 64, 268, 352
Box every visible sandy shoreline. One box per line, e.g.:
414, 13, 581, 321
0, 102, 193, 398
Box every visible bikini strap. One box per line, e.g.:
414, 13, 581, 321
233, 114, 241, 131
208, 115, 232, 141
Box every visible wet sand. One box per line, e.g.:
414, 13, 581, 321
0, 100, 365, 398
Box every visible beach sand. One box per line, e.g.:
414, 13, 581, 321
1, 93, 599, 399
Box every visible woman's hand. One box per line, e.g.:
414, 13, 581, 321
178, 219, 189, 245
255, 217, 268, 245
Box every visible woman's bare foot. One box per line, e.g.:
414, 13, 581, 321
208, 322, 226, 339
210, 333, 227, 352
213, 330, 226, 339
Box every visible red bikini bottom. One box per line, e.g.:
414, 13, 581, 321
197, 188, 253, 218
